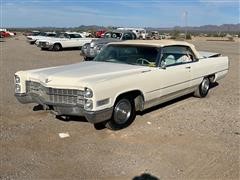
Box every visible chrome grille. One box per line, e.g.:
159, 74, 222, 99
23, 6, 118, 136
26, 81, 84, 105
39, 41, 47, 47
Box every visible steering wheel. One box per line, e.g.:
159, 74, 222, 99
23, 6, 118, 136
136, 58, 151, 65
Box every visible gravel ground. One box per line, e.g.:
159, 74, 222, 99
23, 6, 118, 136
0, 36, 239, 180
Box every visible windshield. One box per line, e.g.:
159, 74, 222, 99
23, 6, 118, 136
55, 33, 63, 38
46, 33, 56, 37
32, 31, 40, 36
39, 32, 47, 36
64, 33, 82, 38
94, 45, 159, 67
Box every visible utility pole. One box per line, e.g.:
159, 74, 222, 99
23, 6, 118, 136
184, 11, 188, 40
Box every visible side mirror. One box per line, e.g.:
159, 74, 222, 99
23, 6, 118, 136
160, 60, 166, 69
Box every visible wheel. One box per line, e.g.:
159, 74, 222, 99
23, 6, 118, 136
52, 43, 62, 51
194, 78, 210, 98
105, 97, 136, 130
84, 57, 93, 61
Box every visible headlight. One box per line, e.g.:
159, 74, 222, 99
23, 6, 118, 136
15, 84, 21, 93
46, 42, 50, 45
96, 46, 103, 54
15, 75, 20, 83
90, 42, 95, 48
84, 99, 93, 110
84, 88, 93, 98
96, 46, 102, 50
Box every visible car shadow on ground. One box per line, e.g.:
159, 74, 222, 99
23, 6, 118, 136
32, 104, 88, 123
41, 47, 82, 52
55, 115, 88, 123
133, 173, 160, 180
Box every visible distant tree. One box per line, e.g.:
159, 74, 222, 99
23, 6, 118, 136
171, 30, 180, 39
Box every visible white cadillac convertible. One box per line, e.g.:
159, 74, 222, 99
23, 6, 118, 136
14, 40, 229, 130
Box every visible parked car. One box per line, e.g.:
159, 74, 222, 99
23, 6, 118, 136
95, 30, 106, 38
146, 31, 161, 40
35, 32, 87, 46
26, 32, 57, 44
24, 30, 40, 36
0, 31, 10, 38
37, 32, 96, 51
81, 30, 137, 60
117, 27, 147, 39
0, 29, 15, 38
14, 40, 229, 130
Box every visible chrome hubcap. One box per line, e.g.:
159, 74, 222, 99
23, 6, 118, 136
201, 79, 210, 94
114, 99, 131, 124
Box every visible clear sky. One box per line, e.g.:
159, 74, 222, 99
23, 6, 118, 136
1, 0, 239, 28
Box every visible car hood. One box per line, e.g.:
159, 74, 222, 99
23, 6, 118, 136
27, 61, 151, 88
27, 35, 45, 39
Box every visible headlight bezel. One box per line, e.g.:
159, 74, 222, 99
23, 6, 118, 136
90, 42, 95, 48
15, 75, 20, 83
84, 87, 93, 98
15, 84, 21, 93
84, 99, 93, 110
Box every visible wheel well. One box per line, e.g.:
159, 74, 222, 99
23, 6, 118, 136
115, 90, 145, 111
206, 74, 215, 83
53, 43, 62, 48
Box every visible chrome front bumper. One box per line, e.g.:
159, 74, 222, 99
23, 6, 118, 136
37, 42, 53, 49
15, 93, 113, 124
81, 47, 96, 59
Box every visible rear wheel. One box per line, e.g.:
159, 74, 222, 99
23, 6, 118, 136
105, 97, 136, 130
53, 43, 62, 51
194, 78, 210, 98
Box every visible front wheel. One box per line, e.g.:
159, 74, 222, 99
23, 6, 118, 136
105, 98, 136, 130
52, 43, 62, 51
194, 78, 210, 98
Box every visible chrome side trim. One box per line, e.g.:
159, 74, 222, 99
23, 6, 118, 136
144, 86, 197, 110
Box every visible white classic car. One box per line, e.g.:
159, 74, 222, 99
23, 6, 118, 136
26, 32, 57, 44
14, 40, 229, 130
37, 32, 96, 51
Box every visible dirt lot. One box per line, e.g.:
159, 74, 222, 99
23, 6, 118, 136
0, 36, 239, 180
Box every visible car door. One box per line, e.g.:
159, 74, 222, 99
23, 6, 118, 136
157, 45, 194, 99
60, 34, 71, 48
74, 34, 85, 47
63, 34, 79, 48
69, 34, 80, 47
